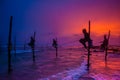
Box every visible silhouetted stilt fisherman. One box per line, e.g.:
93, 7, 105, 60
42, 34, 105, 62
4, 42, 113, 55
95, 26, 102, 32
28, 32, 36, 62
105, 31, 110, 62
79, 21, 92, 71
52, 38, 58, 58
28, 36, 35, 49
79, 28, 92, 49
100, 35, 108, 51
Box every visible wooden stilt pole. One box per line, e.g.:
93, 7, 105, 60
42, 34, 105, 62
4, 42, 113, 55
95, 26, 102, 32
32, 32, 36, 62
105, 30, 110, 62
87, 20, 91, 71
56, 47, 58, 58
56, 38, 58, 58
8, 16, 13, 73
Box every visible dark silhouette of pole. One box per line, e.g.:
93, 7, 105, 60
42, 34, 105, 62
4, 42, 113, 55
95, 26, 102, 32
32, 32, 36, 62
55, 38, 58, 58
105, 30, 110, 61
8, 16, 13, 73
87, 20, 91, 71
56, 47, 58, 57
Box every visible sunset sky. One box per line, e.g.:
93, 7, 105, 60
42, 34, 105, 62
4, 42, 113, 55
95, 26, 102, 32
0, 0, 120, 46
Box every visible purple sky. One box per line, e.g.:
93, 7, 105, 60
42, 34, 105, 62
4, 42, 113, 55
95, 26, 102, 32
0, 0, 120, 46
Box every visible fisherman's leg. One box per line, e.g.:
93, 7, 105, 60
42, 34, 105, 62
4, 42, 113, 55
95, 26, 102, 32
83, 43, 87, 49
80, 39, 87, 48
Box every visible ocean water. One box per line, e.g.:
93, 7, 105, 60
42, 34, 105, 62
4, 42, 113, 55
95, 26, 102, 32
0, 46, 120, 80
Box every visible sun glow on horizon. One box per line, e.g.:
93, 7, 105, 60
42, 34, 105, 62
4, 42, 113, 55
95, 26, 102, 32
58, 20, 120, 37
